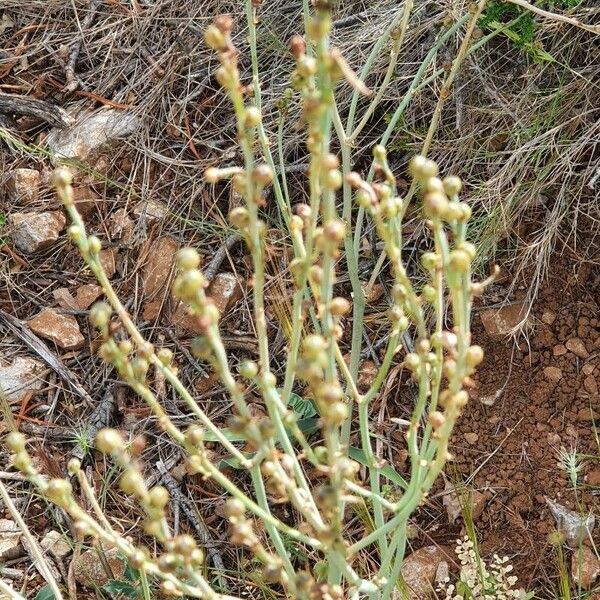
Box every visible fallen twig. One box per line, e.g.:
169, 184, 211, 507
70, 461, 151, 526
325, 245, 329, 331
65, 0, 101, 92
0, 92, 72, 128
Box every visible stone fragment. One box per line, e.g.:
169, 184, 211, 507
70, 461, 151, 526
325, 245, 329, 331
479, 302, 528, 336
28, 308, 84, 350
583, 375, 598, 396
41, 530, 72, 559
571, 545, 600, 589
400, 546, 449, 599
9, 211, 66, 253
143, 236, 179, 320
582, 363, 595, 376
133, 199, 169, 222
7, 168, 41, 203
53, 287, 78, 309
73, 546, 125, 588
443, 481, 487, 525
541, 311, 556, 325
0, 357, 45, 402
464, 432, 479, 445
99, 248, 117, 279
0, 519, 22, 561
546, 497, 595, 547
588, 469, 600, 487
108, 208, 134, 242
566, 337, 589, 359
208, 272, 243, 315
553, 344, 567, 356
46, 109, 141, 162
543, 366, 563, 382
71, 186, 99, 218
577, 407, 600, 422
74, 284, 102, 309
357, 360, 378, 392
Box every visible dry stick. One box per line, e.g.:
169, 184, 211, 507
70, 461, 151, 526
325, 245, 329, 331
0, 92, 72, 128
65, 0, 101, 92
202, 233, 242, 282
0, 480, 63, 600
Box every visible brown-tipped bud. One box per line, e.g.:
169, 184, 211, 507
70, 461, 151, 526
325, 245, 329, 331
120, 468, 146, 497
330, 296, 351, 316
345, 171, 363, 188
185, 426, 204, 446
416, 339, 431, 354
204, 24, 226, 50
295, 203, 312, 219
453, 390, 469, 408
303, 334, 327, 359
148, 486, 170, 509
297, 55, 317, 77
443, 175, 462, 196
177, 248, 201, 271
458, 202, 472, 222
174, 534, 196, 558
252, 164, 273, 187
244, 106, 261, 128
214, 14, 234, 34
316, 382, 343, 404
449, 249, 471, 272
51, 168, 73, 189
131, 357, 149, 380
96, 428, 124, 454
423, 192, 449, 218
325, 401, 348, 425
204, 167, 220, 183
290, 215, 304, 232
425, 177, 444, 193
289, 35, 306, 58
409, 155, 438, 180
158, 553, 178, 574
5, 432, 26, 453
224, 497, 246, 518
229, 207, 250, 228
45, 478, 73, 508
428, 411, 446, 429
465, 345, 484, 367
157, 348, 173, 366
89, 301, 112, 329
323, 218, 345, 242
404, 353, 420, 371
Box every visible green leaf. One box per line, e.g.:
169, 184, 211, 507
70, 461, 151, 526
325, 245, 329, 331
34, 586, 56, 600
287, 392, 318, 419
348, 447, 408, 490
102, 579, 139, 598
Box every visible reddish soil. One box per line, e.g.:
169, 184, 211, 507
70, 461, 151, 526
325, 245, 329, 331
440, 256, 599, 595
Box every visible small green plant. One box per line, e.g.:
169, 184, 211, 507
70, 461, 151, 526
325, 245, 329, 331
3, 4, 498, 600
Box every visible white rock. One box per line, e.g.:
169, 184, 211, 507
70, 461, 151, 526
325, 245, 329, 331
9, 211, 66, 253
46, 109, 141, 162
7, 169, 41, 203
0, 519, 22, 561
0, 356, 45, 402
41, 530, 72, 559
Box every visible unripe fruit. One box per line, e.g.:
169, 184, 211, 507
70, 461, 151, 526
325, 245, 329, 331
185, 425, 204, 446
68, 225, 83, 243
443, 175, 462, 196
204, 167, 220, 183
89, 302, 112, 328
404, 353, 420, 371
177, 248, 201, 271
326, 401, 348, 425
409, 155, 438, 179
325, 169, 343, 190
373, 144, 387, 162
45, 478, 73, 508
5, 431, 26, 452
148, 485, 170, 509
449, 249, 471, 272
423, 192, 449, 218
95, 428, 124, 454
330, 297, 351, 316
224, 497, 246, 518
252, 165, 273, 187
239, 360, 258, 379
466, 345, 484, 367
303, 334, 327, 358
51, 168, 73, 188
120, 468, 146, 497
229, 207, 250, 228
244, 106, 261, 128
157, 348, 173, 366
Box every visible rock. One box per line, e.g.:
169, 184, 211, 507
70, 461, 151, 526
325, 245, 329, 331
464, 432, 479, 445
543, 366, 563, 382
578, 407, 600, 422
400, 546, 449, 599
28, 308, 84, 350
7, 168, 41, 203
582, 363, 595, 376
541, 311, 556, 325
9, 211, 66, 253
208, 272, 243, 315
71, 186, 100, 218
479, 302, 528, 336
443, 481, 486, 524
546, 497, 595, 547
171, 302, 201, 333
74, 284, 102, 309
0, 357, 45, 402
571, 545, 600, 589
133, 199, 169, 222
41, 530, 71, 559
99, 248, 117, 279
553, 344, 567, 357
73, 546, 125, 588
108, 208, 134, 242
46, 109, 141, 162
53, 287, 78, 309
357, 360, 378, 392
566, 337, 589, 359
361, 282, 384, 304
583, 375, 598, 396
0, 519, 22, 561
143, 236, 179, 320
587, 469, 600, 487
